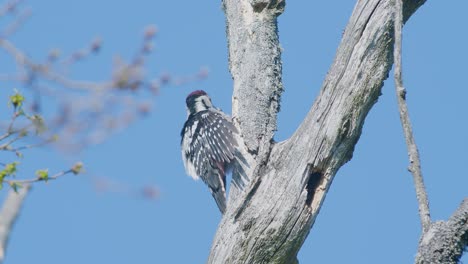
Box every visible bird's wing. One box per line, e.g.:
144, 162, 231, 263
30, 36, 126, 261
199, 111, 238, 163
180, 110, 238, 181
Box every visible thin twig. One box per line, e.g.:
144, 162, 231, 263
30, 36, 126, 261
0, 184, 31, 263
393, 0, 431, 233
0, 123, 20, 149
3, 169, 72, 185
0, 132, 12, 142
0, 7, 31, 37
10, 136, 56, 152
0, 0, 23, 18
0, 38, 112, 91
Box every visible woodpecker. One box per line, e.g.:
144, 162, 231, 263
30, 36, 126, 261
180, 90, 238, 213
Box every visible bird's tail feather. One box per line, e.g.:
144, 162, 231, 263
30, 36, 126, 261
205, 168, 227, 214
210, 187, 226, 214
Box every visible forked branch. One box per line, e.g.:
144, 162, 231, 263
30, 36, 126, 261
210, 1, 427, 263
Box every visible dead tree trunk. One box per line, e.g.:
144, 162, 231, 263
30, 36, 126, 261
206, 0, 467, 263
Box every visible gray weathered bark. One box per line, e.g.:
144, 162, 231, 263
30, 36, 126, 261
209, 0, 433, 263
416, 199, 468, 264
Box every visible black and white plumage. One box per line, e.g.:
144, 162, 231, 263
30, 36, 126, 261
181, 90, 238, 213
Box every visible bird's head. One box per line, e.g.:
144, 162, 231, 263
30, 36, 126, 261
186, 90, 213, 114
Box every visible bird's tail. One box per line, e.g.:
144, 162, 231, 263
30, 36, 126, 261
207, 168, 227, 214
210, 187, 226, 214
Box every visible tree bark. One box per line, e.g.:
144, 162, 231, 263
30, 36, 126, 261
0, 186, 30, 263
209, 0, 428, 263
416, 199, 468, 264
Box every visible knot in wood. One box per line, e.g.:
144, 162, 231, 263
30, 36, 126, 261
249, 0, 285, 14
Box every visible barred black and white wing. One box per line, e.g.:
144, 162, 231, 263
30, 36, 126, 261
180, 110, 238, 213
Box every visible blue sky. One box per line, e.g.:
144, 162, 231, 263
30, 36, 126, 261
1, 1, 467, 263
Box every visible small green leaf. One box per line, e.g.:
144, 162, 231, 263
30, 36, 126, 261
36, 169, 49, 182
30, 114, 46, 134
9, 182, 22, 193
9, 91, 25, 109
1, 162, 19, 177
6, 162, 18, 174
71, 162, 84, 175
19, 129, 28, 137
16, 108, 25, 116
51, 134, 59, 142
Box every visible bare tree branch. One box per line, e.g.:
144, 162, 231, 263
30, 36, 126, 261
416, 199, 468, 264
0, 38, 114, 91
393, 1, 468, 263
0, 185, 30, 263
223, 0, 284, 204
393, 0, 431, 233
227, 0, 284, 154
